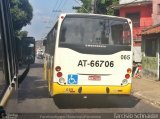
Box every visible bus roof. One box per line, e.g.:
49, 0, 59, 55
59, 13, 131, 21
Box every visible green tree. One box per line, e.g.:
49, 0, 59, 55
18, 30, 28, 39
75, 0, 92, 13
10, 0, 33, 32
74, 0, 119, 15
106, 0, 119, 15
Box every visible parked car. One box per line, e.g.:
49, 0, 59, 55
36, 49, 44, 59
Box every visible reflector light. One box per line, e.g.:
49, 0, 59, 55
61, 16, 64, 19
122, 79, 128, 85
127, 68, 132, 73
125, 74, 130, 79
55, 66, 61, 71
59, 78, 65, 83
57, 72, 62, 77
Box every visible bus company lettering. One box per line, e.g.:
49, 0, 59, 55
77, 60, 114, 67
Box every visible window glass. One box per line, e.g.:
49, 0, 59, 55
126, 12, 140, 27
59, 16, 131, 46
145, 39, 156, 57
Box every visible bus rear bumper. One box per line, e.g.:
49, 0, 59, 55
51, 83, 131, 96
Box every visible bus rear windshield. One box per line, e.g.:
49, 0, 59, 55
59, 16, 131, 46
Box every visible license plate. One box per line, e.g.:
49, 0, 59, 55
88, 75, 101, 81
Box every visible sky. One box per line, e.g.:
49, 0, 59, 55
23, 0, 81, 40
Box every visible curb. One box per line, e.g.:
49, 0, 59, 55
132, 92, 160, 109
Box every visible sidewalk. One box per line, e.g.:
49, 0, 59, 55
132, 77, 160, 108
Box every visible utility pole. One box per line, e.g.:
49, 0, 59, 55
91, 0, 95, 13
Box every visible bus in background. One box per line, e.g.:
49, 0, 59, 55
44, 13, 133, 96
18, 37, 36, 65
0, 0, 30, 115
0, 0, 17, 113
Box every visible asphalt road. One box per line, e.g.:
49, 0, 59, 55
5, 58, 160, 119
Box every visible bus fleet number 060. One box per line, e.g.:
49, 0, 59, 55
78, 60, 114, 67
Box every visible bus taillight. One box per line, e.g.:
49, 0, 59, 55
55, 66, 63, 77
127, 68, 132, 74
57, 72, 62, 77
125, 74, 130, 79
55, 66, 61, 71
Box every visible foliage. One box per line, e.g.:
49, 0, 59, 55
18, 30, 28, 39
76, 0, 92, 13
74, 0, 119, 15
142, 56, 158, 71
142, 56, 158, 78
10, 0, 33, 32
107, 0, 119, 15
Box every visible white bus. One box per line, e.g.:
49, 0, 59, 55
44, 13, 133, 96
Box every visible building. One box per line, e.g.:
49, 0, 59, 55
114, 0, 160, 80
152, 0, 160, 25
36, 40, 44, 50
141, 24, 160, 80
119, 0, 152, 42
141, 0, 160, 80
115, 0, 153, 62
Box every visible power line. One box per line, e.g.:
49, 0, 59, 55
74, 0, 89, 13
52, 0, 65, 24
59, 0, 67, 12
55, 0, 64, 12
47, 0, 60, 25
43, 0, 60, 39
53, 0, 67, 13
45, 0, 75, 37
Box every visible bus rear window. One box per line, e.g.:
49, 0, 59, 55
59, 16, 131, 46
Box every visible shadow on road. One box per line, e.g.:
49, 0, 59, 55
18, 64, 28, 70
18, 62, 49, 103
18, 75, 49, 102
29, 63, 43, 68
54, 94, 140, 109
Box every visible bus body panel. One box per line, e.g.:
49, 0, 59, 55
51, 50, 132, 96
53, 48, 132, 86
52, 83, 131, 95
